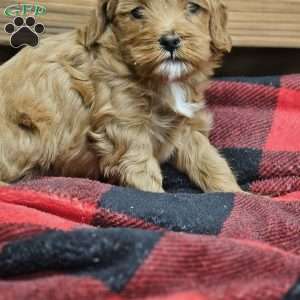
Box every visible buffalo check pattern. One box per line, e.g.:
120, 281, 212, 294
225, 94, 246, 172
1, 75, 300, 300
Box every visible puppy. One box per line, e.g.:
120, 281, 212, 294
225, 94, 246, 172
0, 0, 242, 193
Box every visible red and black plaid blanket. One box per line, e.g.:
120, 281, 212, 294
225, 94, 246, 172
1, 75, 300, 300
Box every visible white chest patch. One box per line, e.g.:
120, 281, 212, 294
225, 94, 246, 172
169, 83, 202, 118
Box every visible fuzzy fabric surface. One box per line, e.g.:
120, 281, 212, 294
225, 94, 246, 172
1, 75, 300, 300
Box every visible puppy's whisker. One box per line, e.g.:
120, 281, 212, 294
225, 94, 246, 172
171, 51, 175, 60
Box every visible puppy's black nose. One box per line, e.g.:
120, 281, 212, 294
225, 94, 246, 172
159, 35, 181, 53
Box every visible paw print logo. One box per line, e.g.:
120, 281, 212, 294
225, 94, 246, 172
4, 16, 45, 48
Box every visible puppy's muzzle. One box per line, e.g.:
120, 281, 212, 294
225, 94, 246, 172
159, 34, 181, 54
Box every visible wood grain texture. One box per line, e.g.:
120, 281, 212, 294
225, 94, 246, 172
0, 0, 299, 48
226, 0, 300, 47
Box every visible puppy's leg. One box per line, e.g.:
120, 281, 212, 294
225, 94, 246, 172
174, 130, 242, 193
120, 153, 164, 193
0, 120, 43, 184
90, 127, 164, 193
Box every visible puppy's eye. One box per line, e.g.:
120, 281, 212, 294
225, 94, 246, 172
131, 7, 144, 19
187, 2, 203, 14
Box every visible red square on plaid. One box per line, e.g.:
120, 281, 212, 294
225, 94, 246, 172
281, 74, 300, 92
207, 82, 278, 149
265, 88, 300, 152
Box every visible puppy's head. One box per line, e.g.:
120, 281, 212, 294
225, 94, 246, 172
84, 0, 231, 82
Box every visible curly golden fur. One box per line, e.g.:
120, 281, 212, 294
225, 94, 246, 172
0, 0, 241, 193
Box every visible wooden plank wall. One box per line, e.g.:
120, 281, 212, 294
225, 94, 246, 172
226, 0, 300, 48
1, 0, 300, 48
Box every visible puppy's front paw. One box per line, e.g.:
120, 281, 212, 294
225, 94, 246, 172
206, 180, 243, 193
132, 176, 164, 193
124, 172, 164, 193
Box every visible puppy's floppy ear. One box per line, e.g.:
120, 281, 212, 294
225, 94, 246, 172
78, 0, 118, 48
209, 0, 232, 54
